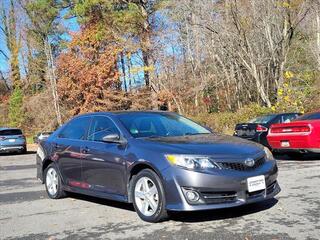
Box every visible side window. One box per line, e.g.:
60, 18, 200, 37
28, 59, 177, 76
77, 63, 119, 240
282, 114, 298, 123
272, 116, 281, 124
88, 116, 120, 142
59, 117, 91, 140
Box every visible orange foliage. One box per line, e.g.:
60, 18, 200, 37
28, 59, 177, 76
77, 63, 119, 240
57, 25, 129, 115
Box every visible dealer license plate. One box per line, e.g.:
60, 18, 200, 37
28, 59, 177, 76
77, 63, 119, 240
247, 175, 266, 192
281, 141, 290, 147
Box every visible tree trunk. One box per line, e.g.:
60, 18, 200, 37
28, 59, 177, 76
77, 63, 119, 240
44, 39, 62, 126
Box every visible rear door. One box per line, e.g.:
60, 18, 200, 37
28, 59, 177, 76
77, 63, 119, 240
81, 116, 127, 195
54, 116, 92, 187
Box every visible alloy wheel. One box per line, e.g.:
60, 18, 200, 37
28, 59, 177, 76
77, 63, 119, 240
134, 177, 159, 217
46, 167, 59, 196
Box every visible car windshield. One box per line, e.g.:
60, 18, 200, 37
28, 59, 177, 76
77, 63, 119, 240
118, 113, 211, 138
248, 115, 275, 124
295, 112, 320, 121
0, 129, 22, 136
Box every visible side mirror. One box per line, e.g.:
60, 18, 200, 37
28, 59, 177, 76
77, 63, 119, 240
102, 134, 127, 145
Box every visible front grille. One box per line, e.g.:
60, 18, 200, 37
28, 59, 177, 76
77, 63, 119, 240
218, 157, 265, 171
266, 181, 277, 195
200, 191, 237, 204
247, 189, 265, 198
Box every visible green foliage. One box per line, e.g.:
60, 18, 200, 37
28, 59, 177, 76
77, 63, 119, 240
190, 104, 272, 135
25, 0, 60, 35
8, 87, 24, 128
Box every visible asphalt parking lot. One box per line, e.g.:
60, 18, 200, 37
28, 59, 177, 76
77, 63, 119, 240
0, 153, 319, 240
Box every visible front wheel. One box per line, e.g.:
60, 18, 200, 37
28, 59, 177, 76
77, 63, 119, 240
132, 169, 168, 222
45, 163, 66, 199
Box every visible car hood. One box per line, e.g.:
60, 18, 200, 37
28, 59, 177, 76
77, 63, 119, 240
136, 133, 264, 158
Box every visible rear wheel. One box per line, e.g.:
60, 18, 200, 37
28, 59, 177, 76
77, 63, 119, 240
45, 163, 66, 199
20, 146, 27, 154
132, 169, 168, 222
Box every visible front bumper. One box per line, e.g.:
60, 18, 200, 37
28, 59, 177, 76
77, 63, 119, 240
0, 145, 26, 153
162, 160, 280, 211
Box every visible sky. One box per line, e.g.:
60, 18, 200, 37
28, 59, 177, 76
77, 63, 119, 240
0, 1, 80, 76
0, 1, 177, 89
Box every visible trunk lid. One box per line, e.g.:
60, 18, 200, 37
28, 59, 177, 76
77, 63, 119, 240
234, 123, 260, 137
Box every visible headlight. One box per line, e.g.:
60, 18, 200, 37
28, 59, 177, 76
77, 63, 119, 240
165, 154, 219, 170
264, 147, 274, 161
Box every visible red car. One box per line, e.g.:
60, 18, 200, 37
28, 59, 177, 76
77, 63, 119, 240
267, 112, 320, 156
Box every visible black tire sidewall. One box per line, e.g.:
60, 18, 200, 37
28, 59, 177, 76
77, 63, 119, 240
132, 169, 167, 222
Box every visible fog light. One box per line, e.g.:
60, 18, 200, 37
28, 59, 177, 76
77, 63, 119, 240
185, 190, 200, 202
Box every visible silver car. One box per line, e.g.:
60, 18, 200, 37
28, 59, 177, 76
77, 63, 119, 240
0, 128, 27, 153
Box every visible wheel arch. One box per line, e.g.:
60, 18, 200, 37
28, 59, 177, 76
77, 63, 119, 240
127, 162, 164, 203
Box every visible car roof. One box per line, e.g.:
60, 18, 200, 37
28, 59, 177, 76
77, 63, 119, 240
78, 110, 173, 117
260, 112, 301, 117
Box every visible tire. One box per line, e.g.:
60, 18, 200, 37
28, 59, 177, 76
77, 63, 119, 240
20, 146, 27, 154
131, 169, 168, 222
45, 163, 66, 199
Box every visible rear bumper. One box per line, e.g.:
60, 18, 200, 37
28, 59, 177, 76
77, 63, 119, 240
0, 145, 26, 152
235, 133, 270, 148
267, 133, 320, 150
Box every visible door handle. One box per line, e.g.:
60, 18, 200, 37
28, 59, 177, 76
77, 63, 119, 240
81, 146, 90, 154
54, 143, 62, 149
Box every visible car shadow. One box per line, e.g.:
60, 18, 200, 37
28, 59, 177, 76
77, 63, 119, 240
67, 192, 135, 212
68, 193, 278, 222
169, 198, 278, 223
0, 151, 36, 156
274, 153, 320, 161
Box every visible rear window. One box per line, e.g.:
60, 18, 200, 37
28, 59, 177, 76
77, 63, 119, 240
295, 112, 320, 121
248, 115, 275, 124
0, 129, 23, 136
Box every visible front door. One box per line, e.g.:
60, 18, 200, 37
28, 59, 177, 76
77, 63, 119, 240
81, 116, 127, 195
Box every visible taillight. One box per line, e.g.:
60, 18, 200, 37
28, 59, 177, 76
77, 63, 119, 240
0, 136, 6, 141
271, 125, 311, 133
256, 125, 268, 132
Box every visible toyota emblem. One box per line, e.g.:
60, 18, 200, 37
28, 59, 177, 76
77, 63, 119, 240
244, 158, 255, 167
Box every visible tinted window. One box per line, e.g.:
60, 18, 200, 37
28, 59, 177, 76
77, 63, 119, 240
282, 114, 299, 123
295, 112, 320, 121
59, 117, 91, 140
0, 129, 22, 136
118, 113, 210, 138
248, 115, 276, 124
88, 116, 119, 142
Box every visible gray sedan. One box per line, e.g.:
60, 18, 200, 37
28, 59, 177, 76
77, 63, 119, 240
36, 111, 280, 222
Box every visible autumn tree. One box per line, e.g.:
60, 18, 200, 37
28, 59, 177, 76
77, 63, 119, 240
0, 0, 21, 88
20, 0, 68, 125
57, 21, 131, 115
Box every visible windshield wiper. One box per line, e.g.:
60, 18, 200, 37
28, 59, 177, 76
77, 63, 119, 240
184, 132, 210, 136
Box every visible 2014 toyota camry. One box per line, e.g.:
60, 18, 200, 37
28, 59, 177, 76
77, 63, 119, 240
36, 111, 280, 222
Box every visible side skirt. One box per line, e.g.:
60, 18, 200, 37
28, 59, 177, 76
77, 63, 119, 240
62, 185, 129, 203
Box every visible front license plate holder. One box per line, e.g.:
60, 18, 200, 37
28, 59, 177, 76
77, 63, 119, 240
247, 175, 266, 192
